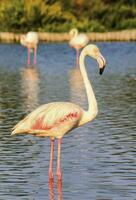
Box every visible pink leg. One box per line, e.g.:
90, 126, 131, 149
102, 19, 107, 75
48, 139, 54, 180
33, 47, 37, 65
57, 138, 62, 180
76, 49, 80, 67
27, 48, 31, 65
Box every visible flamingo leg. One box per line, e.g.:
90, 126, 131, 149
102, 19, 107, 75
48, 139, 54, 180
33, 47, 37, 65
57, 138, 62, 180
27, 48, 31, 65
76, 49, 80, 67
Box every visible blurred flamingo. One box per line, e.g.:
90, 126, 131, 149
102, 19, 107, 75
11, 44, 106, 181
69, 28, 89, 66
20, 32, 39, 65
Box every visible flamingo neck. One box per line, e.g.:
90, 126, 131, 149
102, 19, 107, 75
20, 36, 27, 47
73, 29, 78, 38
70, 29, 78, 39
79, 51, 98, 119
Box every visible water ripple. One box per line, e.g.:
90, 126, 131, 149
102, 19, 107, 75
0, 42, 135, 199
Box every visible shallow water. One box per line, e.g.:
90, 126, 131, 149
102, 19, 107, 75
0, 42, 136, 200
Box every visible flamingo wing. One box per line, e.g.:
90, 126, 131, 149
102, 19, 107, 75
26, 32, 39, 44
69, 34, 89, 48
12, 102, 83, 138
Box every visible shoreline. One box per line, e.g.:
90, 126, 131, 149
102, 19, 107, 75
0, 30, 136, 43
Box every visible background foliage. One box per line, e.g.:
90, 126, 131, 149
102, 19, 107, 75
0, 0, 136, 32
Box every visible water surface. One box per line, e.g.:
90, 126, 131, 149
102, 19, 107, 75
0, 42, 136, 200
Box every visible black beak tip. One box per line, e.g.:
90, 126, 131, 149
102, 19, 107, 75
99, 66, 105, 75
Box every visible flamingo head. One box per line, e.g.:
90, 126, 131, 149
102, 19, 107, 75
84, 44, 106, 75
69, 28, 78, 38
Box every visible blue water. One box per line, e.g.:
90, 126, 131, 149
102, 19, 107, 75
0, 42, 136, 200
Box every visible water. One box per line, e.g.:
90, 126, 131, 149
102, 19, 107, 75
0, 42, 136, 200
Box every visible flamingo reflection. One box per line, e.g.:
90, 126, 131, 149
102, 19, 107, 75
21, 65, 40, 112
69, 67, 86, 108
49, 179, 63, 200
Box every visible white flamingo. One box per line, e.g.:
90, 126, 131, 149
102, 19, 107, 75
20, 32, 39, 65
69, 28, 89, 65
11, 44, 106, 181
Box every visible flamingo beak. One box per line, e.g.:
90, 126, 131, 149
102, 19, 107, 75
97, 53, 106, 75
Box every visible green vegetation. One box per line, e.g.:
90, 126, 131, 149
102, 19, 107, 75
0, 0, 136, 32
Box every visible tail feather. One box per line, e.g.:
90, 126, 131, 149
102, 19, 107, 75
11, 128, 25, 135
11, 118, 30, 135
11, 126, 26, 135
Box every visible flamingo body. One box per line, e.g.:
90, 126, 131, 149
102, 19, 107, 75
25, 32, 38, 44
12, 102, 83, 138
69, 33, 89, 50
20, 32, 39, 65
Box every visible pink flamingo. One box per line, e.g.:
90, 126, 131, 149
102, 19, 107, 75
69, 28, 89, 65
20, 32, 39, 65
11, 44, 106, 181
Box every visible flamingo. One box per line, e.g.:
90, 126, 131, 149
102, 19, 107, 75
11, 44, 106, 181
69, 28, 89, 66
20, 32, 39, 65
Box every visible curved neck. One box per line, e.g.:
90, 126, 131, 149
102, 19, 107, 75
20, 36, 27, 47
70, 29, 78, 38
79, 51, 98, 114
73, 29, 78, 37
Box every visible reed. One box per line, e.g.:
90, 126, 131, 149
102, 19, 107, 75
0, 30, 136, 43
